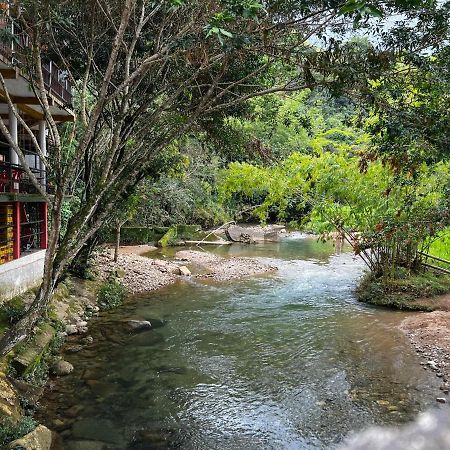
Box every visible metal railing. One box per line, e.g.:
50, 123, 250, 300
0, 15, 72, 105
0, 160, 46, 194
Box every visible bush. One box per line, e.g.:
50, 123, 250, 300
98, 277, 126, 310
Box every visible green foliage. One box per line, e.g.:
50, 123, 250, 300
219, 149, 450, 276
133, 138, 229, 228
428, 228, 450, 262
0, 298, 27, 325
221, 90, 361, 163
0, 416, 37, 448
98, 278, 126, 311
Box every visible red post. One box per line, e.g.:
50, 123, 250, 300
40, 202, 48, 249
13, 201, 20, 259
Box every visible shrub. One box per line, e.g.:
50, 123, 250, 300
0, 298, 26, 325
98, 277, 126, 310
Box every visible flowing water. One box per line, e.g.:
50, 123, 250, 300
40, 236, 443, 450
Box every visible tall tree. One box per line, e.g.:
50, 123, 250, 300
0, 0, 443, 355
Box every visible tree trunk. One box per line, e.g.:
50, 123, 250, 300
114, 223, 121, 262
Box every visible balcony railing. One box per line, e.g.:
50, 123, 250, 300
0, 160, 46, 195
0, 15, 72, 106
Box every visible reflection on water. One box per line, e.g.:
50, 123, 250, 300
39, 238, 442, 450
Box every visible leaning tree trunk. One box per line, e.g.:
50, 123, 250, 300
0, 240, 64, 356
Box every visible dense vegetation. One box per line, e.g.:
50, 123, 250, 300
1, 0, 450, 354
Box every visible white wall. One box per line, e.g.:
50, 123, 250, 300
0, 250, 45, 303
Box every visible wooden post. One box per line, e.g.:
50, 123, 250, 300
40, 202, 48, 249
13, 201, 20, 259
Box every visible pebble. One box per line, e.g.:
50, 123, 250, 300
77, 321, 88, 328
81, 336, 94, 345
66, 325, 78, 335
65, 345, 84, 353
436, 397, 447, 403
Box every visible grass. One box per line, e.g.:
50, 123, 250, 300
426, 228, 450, 267
356, 269, 450, 311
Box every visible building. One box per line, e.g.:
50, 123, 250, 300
0, 5, 74, 300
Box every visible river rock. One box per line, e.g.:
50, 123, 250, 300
65, 345, 84, 353
66, 440, 108, 450
125, 320, 153, 332
71, 418, 122, 443
178, 266, 191, 276
7, 425, 53, 450
81, 335, 94, 345
66, 324, 78, 335
129, 331, 164, 347
77, 321, 88, 328
52, 360, 74, 376
436, 397, 447, 403
65, 404, 84, 418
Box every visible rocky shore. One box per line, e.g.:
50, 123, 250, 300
400, 309, 450, 402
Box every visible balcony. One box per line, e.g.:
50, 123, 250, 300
0, 160, 46, 195
0, 15, 72, 106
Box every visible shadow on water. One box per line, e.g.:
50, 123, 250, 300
39, 236, 443, 450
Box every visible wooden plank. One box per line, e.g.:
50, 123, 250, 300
421, 262, 450, 275
418, 251, 450, 266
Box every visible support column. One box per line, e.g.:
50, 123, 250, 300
38, 120, 47, 188
13, 201, 20, 259
40, 202, 48, 250
8, 105, 19, 192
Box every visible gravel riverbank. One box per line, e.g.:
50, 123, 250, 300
400, 309, 450, 400
94, 247, 277, 294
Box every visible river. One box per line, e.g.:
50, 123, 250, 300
39, 235, 442, 449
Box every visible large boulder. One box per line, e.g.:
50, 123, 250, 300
7, 425, 53, 450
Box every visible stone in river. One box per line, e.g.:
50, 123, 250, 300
128, 330, 164, 347
52, 360, 74, 376
66, 440, 108, 450
124, 320, 153, 332
71, 418, 122, 444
